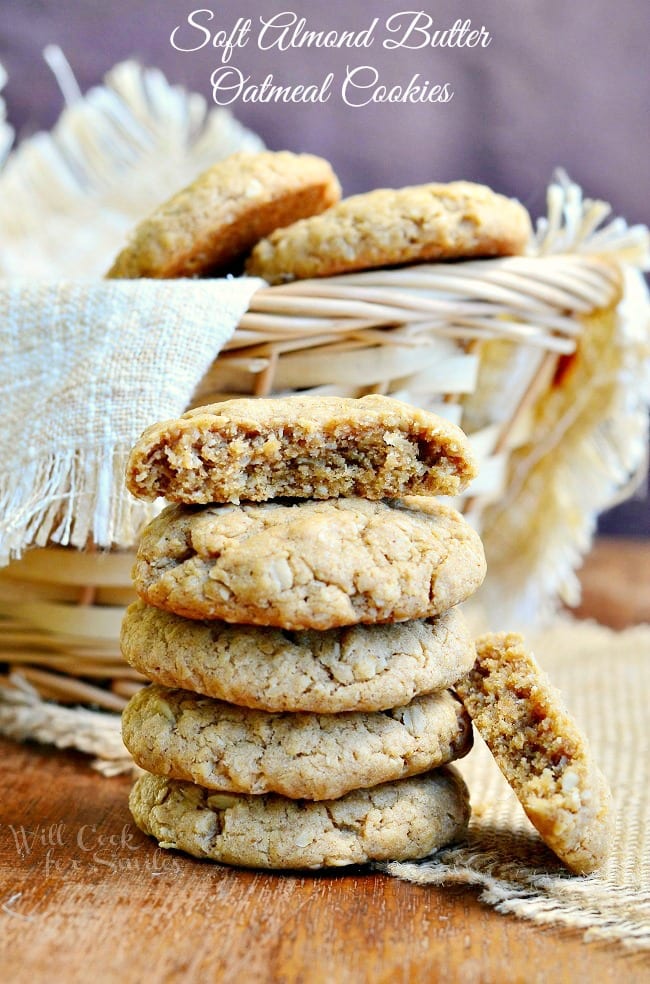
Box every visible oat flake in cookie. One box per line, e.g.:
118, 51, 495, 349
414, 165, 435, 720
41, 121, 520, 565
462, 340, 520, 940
129, 768, 471, 869
455, 632, 613, 874
125, 394, 477, 504
132, 497, 487, 630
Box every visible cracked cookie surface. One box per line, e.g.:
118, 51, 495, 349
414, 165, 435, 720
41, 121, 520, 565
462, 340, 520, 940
132, 498, 486, 629
122, 685, 472, 801
246, 181, 531, 283
129, 767, 470, 868
126, 394, 477, 504
107, 151, 340, 279
121, 602, 475, 712
455, 632, 612, 874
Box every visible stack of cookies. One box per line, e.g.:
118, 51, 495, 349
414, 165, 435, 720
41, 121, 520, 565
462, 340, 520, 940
108, 153, 613, 875
120, 394, 488, 869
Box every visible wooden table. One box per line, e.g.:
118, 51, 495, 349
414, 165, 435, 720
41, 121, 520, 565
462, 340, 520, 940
1, 538, 649, 984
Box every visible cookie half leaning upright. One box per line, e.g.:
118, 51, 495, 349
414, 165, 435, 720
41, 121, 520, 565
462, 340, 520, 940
107, 150, 341, 279
455, 632, 613, 874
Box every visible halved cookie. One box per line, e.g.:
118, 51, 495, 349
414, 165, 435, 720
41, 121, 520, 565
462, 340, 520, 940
107, 150, 340, 279
455, 632, 612, 874
132, 498, 486, 629
126, 394, 477, 504
129, 767, 470, 869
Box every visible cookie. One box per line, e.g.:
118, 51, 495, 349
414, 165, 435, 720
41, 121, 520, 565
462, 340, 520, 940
246, 181, 532, 283
454, 632, 612, 874
121, 602, 475, 713
126, 394, 477, 504
106, 151, 340, 279
122, 684, 472, 801
129, 767, 470, 869
132, 498, 486, 629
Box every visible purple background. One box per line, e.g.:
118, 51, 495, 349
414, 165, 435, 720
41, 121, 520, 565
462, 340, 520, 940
1, 0, 648, 534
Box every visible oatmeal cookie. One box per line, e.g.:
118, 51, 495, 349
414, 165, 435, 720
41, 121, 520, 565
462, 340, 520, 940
455, 632, 612, 874
132, 498, 486, 629
246, 181, 531, 283
126, 394, 477, 504
122, 685, 472, 801
121, 602, 475, 713
129, 767, 471, 868
107, 151, 340, 279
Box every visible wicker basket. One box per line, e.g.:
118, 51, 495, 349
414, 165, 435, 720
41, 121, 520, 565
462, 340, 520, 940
0, 181, 648, 773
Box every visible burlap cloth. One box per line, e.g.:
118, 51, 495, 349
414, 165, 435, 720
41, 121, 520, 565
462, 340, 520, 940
382, 616, 650, 951
0, 279, 261, 565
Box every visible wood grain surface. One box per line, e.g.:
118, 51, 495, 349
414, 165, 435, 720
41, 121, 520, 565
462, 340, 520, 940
1, 538, 649, 984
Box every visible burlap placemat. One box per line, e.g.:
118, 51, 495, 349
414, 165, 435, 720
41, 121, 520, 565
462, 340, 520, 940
384, 617, 650, 951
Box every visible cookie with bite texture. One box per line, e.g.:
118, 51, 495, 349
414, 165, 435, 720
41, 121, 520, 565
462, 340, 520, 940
454, 632, 612, 874
125, 395, 477, 504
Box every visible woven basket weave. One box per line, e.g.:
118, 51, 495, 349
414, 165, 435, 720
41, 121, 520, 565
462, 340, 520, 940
0, 215, 643, 715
